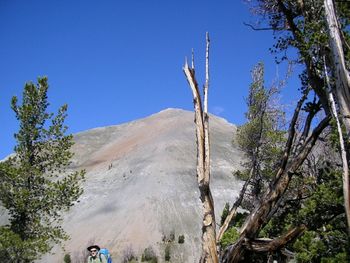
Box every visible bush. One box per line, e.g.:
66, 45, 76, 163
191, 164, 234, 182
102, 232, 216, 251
63, 253, 72, 263
164, 244, 171, 261
162, 230, 175, 243
122, 245, 137, 263
178, 235, 185, 244
233, 170, 250, 180
141, 246, 157, 262
220, 202, 230, 226
220, 227, 240, 249
169, 230, 175, 242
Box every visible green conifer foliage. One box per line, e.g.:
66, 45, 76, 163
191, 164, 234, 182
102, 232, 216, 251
235, 62, 285, 205
0, 77, 85, 262
220, 202, 230, 226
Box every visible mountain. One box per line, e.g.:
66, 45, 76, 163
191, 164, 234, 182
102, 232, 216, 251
37, 108, 245, 262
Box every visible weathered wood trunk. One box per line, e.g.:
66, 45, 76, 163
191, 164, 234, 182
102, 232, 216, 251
183, 32, 218, 263
324, 0, 350, 231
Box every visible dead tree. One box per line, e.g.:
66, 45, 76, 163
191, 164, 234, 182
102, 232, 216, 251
183, 32, 218, 263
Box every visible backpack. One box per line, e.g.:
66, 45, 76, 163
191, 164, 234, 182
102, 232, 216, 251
99, 248, 112, 263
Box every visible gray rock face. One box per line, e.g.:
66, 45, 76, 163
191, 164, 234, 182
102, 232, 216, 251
37, 108, 245, 262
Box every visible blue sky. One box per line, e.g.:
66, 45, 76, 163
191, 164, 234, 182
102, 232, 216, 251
0, 0, 300, 159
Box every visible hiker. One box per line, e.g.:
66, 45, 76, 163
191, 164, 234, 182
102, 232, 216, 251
87, 245, 107, 263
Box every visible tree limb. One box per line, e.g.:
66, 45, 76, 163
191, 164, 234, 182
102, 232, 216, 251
275, 88, 309, 181
243, 22, 284, 31
277, 0, 330, 114
217, 168, 253, 242
245, 225, 306, 252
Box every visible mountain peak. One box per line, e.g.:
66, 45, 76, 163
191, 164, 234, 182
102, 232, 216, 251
39, 108, 244, 263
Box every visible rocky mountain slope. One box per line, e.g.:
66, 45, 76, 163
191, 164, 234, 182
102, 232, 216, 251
37, 108, 245, 262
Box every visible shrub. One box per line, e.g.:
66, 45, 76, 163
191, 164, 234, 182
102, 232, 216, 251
220, 227, 240, 249
141, 246, 157, 262
169, 230, 175, 242
162, 230, 176, 243
164, 244, 171, 261
178, 235, 185, 244
63, 253, 72, 263
220, 202, 230, 226
122, 245, 137, 263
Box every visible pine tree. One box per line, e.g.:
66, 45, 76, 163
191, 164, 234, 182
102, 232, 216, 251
0, 77, 85, 263
235, 62, 285, 208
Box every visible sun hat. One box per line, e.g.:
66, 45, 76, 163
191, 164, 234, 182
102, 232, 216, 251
87, 245, 101, 251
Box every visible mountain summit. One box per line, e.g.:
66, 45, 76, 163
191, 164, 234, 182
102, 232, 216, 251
40, 108, 244, 262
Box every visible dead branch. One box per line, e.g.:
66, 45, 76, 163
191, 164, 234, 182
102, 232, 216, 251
243, 22, 284, 31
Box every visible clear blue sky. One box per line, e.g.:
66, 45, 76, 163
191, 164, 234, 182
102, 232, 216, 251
0, 0, 299, 159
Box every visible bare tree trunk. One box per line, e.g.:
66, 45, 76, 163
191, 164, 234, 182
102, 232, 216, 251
324, 0, 350, 232
183, 32, 218, 263
324, 55, 350, 231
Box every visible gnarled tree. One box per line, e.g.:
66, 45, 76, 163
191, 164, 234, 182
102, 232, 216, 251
217, 0, 350, 261
244, 0, 350, 231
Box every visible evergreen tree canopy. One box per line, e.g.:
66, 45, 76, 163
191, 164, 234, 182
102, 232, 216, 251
235, 62, 286, 205
0, 77, 85, 263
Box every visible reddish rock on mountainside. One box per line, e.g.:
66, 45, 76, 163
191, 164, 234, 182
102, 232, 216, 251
39, 108, 244, 263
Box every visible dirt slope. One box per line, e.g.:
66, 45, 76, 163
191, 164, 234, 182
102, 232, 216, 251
38, 108, 245, 263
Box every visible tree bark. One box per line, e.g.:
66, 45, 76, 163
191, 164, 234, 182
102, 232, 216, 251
183, 33, 218, 263
324, 0, 350, 232
245, 225, 306, 253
